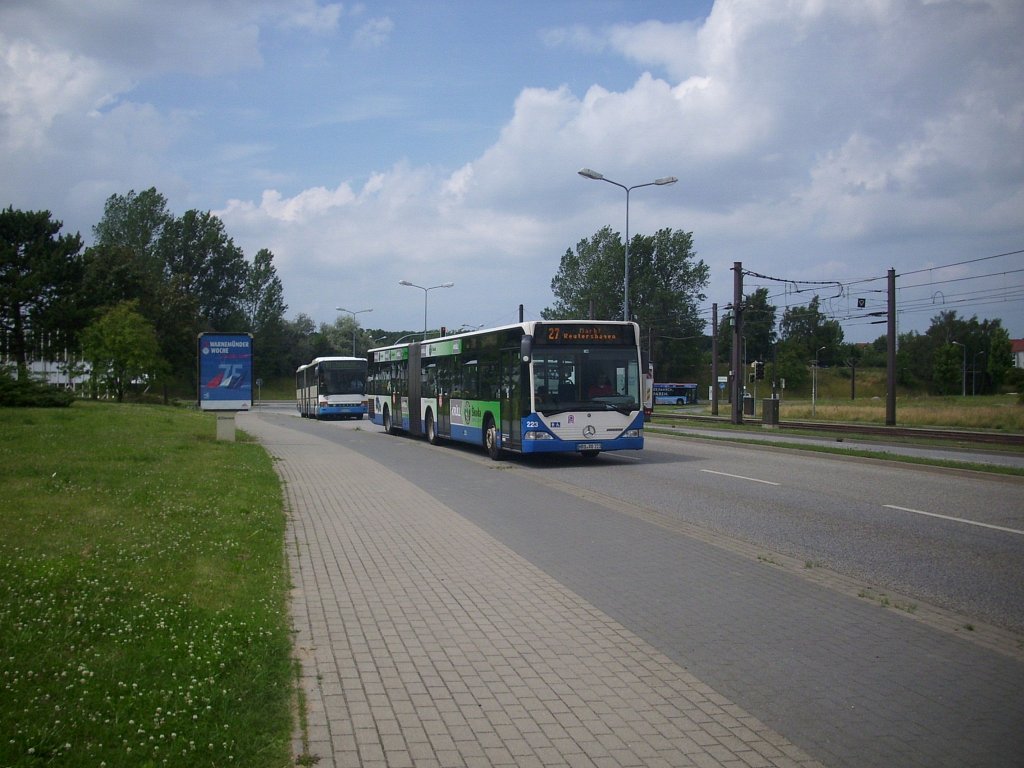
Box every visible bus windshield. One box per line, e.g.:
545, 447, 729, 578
320, 362, 366, 395
532, 347, 640, 414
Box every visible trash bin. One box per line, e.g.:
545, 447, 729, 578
743, 394, 754, 416
762, 398, 779, 428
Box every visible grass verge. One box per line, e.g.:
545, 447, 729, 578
0, 402, 294, 767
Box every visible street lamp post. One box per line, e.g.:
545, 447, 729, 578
398, 280, 454, 339
951, 341, 967, 397
577, 168, 677, 322
335, 307, 373, 356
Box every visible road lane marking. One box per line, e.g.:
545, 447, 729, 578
700, 469, 779, 486
883, 505, 1024, 536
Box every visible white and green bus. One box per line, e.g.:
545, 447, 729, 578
366, 320, 644, 459
295, 356, 368, 419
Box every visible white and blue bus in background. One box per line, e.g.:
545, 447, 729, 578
366, 320, 644, 460
295, 356, 368, 419
653, 382, 698, 405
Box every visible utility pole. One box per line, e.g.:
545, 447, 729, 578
731, 263, 744, 425
711, 303, 719, 416
886, 268, 896, 426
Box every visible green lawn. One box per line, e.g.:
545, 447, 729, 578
0, 402, 294, 767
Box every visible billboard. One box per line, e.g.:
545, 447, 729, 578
198, 333, 253, 411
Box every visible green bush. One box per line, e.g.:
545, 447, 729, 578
0, 369, 75, 407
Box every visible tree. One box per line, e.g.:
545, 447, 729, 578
92, 188, 172, 279
544, 226, 709, 381
319, 317, 362, 357
779, 296, 844, 364
896, 330, 931, 389
987, 326, 1013, 391
543, 226, 623, 320
241, 248, 289, 377
80, 243, 151, 310
740, 288, 777, 364
159, 210, 247, 331
773, 341, 810, 393
89, 188, 174, 318
898, 311, 1010, 395
282, 314, 319, 373
241, 249, 286, 330
82, 301, 165, 402
0, 207, 84, 379
628, 228, 709, 380
717, 287, 776, 366
932, 344, 961, 396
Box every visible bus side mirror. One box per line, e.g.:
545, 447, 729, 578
520, 334, 533, 363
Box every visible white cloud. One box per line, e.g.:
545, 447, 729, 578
353, 17, 394, 49
1, 0, 1022, 339
0, 35, 121, 151
279, 0, 344, 34
1, 0, 264, 76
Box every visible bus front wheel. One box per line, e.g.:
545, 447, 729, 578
383, 407, 397, 436
484, 416, 502, 461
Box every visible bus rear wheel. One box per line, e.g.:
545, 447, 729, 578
426, 410, 441, 445
484, 416, 502, 461
383, 407, 397, 436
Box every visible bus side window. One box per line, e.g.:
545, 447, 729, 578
479, 361, 498, 400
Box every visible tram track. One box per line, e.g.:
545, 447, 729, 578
652, 411, 1024, 447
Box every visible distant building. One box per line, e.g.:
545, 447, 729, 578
1013, 339, 1024, 369
1, 358, 90, 389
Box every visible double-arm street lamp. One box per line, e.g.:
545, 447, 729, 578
577, 168, 678, 322
335, 306, 372, 356
398, 280, 454, 339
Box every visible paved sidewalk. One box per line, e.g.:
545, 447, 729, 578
241, 412, 823, 768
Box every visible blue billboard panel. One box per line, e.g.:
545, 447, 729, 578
198, 333, 253, 411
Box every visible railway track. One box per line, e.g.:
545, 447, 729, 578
652, 411, 1024, 447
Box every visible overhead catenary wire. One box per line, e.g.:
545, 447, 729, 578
695, 247, 1022, 336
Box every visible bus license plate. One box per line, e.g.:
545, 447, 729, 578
577, 443, 601, 451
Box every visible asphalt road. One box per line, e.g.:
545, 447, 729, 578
251, 405, 1024, 767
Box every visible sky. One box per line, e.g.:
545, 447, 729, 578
2, 0, 1023, 345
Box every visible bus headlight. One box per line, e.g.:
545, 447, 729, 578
622, 428, 642, 438
523, 431, 555, 441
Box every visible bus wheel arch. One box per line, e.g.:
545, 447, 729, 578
484, 414, 502, 461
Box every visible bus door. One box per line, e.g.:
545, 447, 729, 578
407, 343, 422, 436
429, 362, 452, 438
500, 349, 522, 449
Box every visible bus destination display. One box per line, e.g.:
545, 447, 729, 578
536, 323, 634, 345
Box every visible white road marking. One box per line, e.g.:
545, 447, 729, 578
883, 505, 1024, 536
700, 469, 779, 486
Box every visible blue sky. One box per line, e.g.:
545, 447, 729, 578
2, 0, 1022, 344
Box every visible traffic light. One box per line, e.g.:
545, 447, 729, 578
754, 361, 765, 381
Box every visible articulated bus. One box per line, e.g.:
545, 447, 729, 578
653, 382, 699, 405
295, 356, 368, 419
366, 320, 644, 459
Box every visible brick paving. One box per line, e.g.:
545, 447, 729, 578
240, 413, 823, 768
